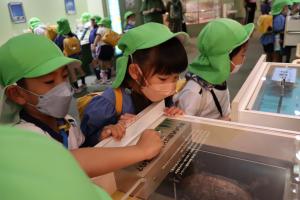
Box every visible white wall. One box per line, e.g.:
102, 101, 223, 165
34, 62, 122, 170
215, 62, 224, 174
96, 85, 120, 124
0, 0, 106, 45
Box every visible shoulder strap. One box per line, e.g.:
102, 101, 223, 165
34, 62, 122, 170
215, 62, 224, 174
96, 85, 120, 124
210, 90, 223, 117
114, 88, 123, 116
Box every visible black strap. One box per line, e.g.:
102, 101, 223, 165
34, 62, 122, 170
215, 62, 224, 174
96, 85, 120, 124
214, 82, 227, 90
210, 90, 223, 117
20, 110, 67, 144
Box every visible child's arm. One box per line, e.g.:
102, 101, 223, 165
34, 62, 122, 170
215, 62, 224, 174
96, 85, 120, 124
80, 95, 119, 146
71, 129, 162, 177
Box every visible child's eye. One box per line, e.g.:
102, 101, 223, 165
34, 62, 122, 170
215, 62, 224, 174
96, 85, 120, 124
63, 74, 69, 79
44, 80, 55, 84
159, 78, 167, 81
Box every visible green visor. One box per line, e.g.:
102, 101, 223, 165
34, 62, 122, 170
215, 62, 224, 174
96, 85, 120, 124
124, 11, 135, 20
81, 12, 92, 23
28, 17, 42, 30
188, 18, 254, 85
271, 0, 293, 15
0, 33, 81, 124
57, 18, 71, 35
112, 22, 189, 88
98, 17, 112, 28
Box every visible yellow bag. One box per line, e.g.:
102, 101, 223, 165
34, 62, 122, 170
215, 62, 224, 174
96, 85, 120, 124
176, 78, 187, 93
63, 36, 81, 57
102, 30, 121, 46
77, 88, 123, 120
45, 25, 57, 41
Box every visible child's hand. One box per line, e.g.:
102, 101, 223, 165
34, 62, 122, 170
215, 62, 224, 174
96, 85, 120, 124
220, 115, 231, 121
164, 106, 184, 117
119, 113, 136, 127
136, 129, 163, 160
100, 123, 126, 141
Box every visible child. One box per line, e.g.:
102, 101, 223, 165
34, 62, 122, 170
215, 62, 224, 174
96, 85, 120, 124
28, 17, 58, 41
81, 22, 188, 146
257, 1, 274, 61
0, 126, 112, 200
174, 18, 254, 120
93, 17, 114, 83
0, 33, 162, 177
261, 0, 271, 15
55, 18, 86, 93
123, 11, 136, 33
79, 12, 92, 40
89, 15, 102, 82
271, 0, 292, 62
291, 0, 300, 15
28, 17, 46, 36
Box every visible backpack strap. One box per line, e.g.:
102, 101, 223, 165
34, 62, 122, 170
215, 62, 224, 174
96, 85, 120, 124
210, 90, 223, 117
114, 88, 123, 116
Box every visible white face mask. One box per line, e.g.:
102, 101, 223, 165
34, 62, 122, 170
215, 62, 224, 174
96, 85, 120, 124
19, 82, 74, 118
231, 62, 242, 74
128, 20, 136, 26
135, 66, 176, 102
231, 57, 245, 74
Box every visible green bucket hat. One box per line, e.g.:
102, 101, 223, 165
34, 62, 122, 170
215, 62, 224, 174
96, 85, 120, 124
80, 12, 92, 23
112, 22, 189, 88
188, 18, 254, 85
28, 17, 42, 30
124, 11, 135, 20
91, 15, 102, 24
0, 33, 81, 124
271, 0, 293, 15
292, 0, 300, 3
57, 18, 71, 35
98, 17, 112, 28
0, 126, 111, 200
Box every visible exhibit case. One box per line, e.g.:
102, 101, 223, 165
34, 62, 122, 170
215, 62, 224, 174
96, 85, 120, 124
94, 101, 300, 200
232, 55, 300, 132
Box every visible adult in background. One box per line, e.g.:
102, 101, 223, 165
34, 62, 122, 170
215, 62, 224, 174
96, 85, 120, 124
245, 0, 257, 23
166, 0, 184, 32
141, 0, 166, 24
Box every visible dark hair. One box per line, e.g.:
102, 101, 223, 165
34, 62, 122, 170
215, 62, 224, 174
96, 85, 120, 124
124, 37, 188, 83
229, 41, 248, 60
16, 78, 26, 88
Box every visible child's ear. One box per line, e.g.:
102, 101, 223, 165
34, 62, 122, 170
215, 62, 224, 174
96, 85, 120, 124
128, 63, 140, 81
5, 86, 27, 106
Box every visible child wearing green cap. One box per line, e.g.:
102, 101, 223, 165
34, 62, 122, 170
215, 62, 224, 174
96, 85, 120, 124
0, 33, 162, 178
291, 0, 300, 15
174, 18, 254, 120
271, 0, 292, 62
28, 17, 46, 36
123, 11, 136, 33
55, 18, 87, 93
89, 15, 102, 82
81, 22, 188, 146
93, 17, 114, 83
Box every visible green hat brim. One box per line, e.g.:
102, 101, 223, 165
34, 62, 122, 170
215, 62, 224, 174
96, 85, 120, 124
112, 31, 189, 88
188, 23, 254, 85
124, 11, 135, 20
24, 56, 81, 79
271, 0, 293, 15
